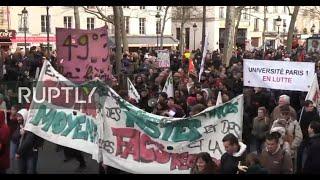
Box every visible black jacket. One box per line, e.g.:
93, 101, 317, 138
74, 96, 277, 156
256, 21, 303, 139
16, 131, 44, 158
303, 134, 320, 174
299, 108, 320, 140
219, 143, 246, 174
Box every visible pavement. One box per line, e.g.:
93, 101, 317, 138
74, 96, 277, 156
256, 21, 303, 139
7, 140, 99, 174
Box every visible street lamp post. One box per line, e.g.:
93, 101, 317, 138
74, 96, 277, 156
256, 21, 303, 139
155, 12, 161, 50
21, 7, 28, 52
311, 24, 315, 35
192, 23, 197, 51
46, 6, 50, 57
283, 21, 286, 45
275, 16, 282, 48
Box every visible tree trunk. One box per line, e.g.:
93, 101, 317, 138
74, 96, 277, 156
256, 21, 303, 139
113, 6, 122, 76
234, 10, 242, 48
223, 6, 236, 67
287, 6, 300, 52
179, 7, 186, 55
201, 6, 206, 53
160, 6, 170, 50
119, 6, 129, 52
74, 6, 80, 29
262, 6, 267, 53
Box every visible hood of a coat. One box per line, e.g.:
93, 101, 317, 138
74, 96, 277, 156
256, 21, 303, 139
17, 108, 28, 122
233, 142, 247, 157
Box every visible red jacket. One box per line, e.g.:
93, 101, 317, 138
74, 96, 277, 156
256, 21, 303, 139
0, 110, 10, 170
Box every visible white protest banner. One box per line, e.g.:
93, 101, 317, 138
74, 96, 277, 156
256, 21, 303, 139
156, 50, 170, 68
199, 35, 208, 82
127, 77, 140, 103
162, 72, 174, 98
243, 59, 315, 91
96, 86, 243, 174
216, 91, 223, 106
24, 61, 99, 155
305, 73, 320, 106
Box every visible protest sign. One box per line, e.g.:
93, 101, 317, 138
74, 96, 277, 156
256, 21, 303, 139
56, 26, 112, 83
156, 50, 170, 68
24, 61, 99, 155
96, 86, 243, 174
243, 59, 315, 91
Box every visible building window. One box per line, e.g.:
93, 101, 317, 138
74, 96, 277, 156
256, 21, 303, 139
156, 20, 161, 34
139, 18, 145, 34
124, 16, 129, 34
265, 18, 269, 31
41, 15, 51, 33
254, 6, 259, 11
176, 27, 180, 40
254, 18, 259, 31
244, 8, 249, 20
157, 6, 162, 11
123, 6, 129, 9
63, 16, 72, 28
273, 19, 277, 31
273, 7, 278, 13
140, 6, 145, 10
87, 18, 94, 30
219, 7, 225, 19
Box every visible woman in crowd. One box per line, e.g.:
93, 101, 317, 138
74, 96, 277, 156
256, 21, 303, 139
190, 152, 219, 174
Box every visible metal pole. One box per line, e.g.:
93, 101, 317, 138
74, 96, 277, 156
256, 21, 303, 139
157, 33, 159, 50
277, 26, 280, 48
193, 30, 196, 51
24, 15, 26, 53
46, 6, 50, 57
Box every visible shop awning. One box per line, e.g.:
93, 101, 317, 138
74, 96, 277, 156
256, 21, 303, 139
109, 35, 179, 47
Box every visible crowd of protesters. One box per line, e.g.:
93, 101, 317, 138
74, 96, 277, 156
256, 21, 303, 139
1, 42, 320, 174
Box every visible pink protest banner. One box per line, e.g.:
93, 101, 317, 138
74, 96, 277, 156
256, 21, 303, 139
56, 26, 112, 82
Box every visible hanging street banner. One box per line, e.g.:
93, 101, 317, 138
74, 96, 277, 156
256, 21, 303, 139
95, 87, 243, 174
56, 26, 112, 83
243, 59, 315, 92
23, 60, 99, 155
156, 50, 170, 68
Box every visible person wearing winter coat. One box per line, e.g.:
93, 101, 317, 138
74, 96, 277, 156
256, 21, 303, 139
270, 95, 297, 123
251, 106, 270, 154
242, 153, 268, 174
0, 110, 10, 173
302, 121, 320, 174
260, 132, 293, 174
220, 133, 247, 174
15, 109, 43, 174
271, 104, 303, 159
298, 100, 320, 141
